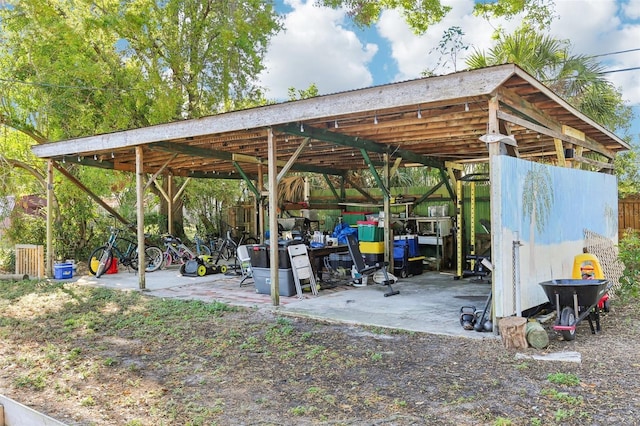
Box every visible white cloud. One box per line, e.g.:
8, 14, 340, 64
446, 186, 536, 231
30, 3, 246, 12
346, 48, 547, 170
549, 0, 640, 105
376, 0, 518, 80
602, 24, 640, 105
376, 0, 640, 105
549, 0, 620, 55
622, 0, 640, 19
262, 0, 640, 118
258, 0, 377, 101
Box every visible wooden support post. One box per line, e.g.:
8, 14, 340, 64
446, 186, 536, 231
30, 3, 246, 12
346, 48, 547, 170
46, 159, 54, 278
258, 164, 264, 243
499, 317, 528, 349
267, 128, 279, 306
167, 176, 174, 235
383, 152, 391, 267
136, 146, 146, 290
456, 179, 463, 278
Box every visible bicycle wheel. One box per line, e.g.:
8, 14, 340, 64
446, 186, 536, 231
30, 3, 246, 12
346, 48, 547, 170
89, 246, 111, 276
129, 251, 139, 271
90, 246, 113, 278
163, 252, 173, 268
243, 237, 258, 245
144, 246, 164, 272
197, 244, 211, 256
212, 240, 230, 261
225, 242, 237, 261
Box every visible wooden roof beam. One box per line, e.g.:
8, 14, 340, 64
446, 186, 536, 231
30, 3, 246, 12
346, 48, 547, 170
151, 140, 345, 176
495, 88, 615, 159
496, 110, 614, 159
274, 123, 446, 170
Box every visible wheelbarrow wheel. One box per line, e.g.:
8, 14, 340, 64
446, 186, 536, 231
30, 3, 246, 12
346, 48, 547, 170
560, 306, 576, 341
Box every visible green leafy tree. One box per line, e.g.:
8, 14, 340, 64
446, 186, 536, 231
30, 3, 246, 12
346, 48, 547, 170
319, 0, 450, 33
465, 27, 633, 135
0, 0, 282, 253
473, 0, 557, 30
288, 84, 319, 101
615, 147, 640, 198
320, 0, 553, 34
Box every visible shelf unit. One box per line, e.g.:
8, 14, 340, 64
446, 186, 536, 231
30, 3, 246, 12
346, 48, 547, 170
405, 217, 453, 270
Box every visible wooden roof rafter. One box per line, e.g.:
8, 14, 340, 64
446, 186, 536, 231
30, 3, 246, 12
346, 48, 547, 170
31, 64, 629, 181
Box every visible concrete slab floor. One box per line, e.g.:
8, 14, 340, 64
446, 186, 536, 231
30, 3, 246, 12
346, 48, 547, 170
65, 266, 496, 340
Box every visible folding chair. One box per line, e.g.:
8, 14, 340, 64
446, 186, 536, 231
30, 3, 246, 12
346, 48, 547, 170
346, 234, 399, 297
287, 244, 318, 299
236, 245, 253, 286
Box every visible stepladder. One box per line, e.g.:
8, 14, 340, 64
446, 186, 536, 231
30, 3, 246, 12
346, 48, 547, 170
287, 244, 318, 298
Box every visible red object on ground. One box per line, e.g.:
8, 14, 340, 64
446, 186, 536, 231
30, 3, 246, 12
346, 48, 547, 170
598, 293, 609, 310
106, 258, 118, 274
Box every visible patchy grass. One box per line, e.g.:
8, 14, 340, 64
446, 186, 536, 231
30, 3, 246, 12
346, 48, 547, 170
0, 279, 639, 425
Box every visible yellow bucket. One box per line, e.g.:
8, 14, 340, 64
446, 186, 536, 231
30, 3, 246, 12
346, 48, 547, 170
90, 257, 99, 275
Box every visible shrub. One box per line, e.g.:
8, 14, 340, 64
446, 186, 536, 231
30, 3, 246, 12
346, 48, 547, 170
0, 248, 15, 273
617, 229, 640, 300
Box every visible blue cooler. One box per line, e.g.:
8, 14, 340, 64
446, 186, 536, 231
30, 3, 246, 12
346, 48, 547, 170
54, 263, 73, 279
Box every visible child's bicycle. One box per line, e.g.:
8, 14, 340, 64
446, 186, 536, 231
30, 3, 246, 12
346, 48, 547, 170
161, 234, 197, 267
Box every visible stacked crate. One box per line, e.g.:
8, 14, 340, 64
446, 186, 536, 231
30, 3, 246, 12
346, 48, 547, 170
357, 221, 384, 264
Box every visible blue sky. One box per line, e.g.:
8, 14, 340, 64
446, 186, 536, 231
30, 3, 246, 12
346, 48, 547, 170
260, 0, 640, 144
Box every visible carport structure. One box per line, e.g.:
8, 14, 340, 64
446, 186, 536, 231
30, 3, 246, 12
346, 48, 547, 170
32, 64, 629, 311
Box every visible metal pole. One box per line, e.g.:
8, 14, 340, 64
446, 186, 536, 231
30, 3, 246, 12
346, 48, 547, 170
512, 232, 523, 316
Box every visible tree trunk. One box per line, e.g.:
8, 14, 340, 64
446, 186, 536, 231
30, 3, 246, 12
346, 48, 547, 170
158, 176, 185, 237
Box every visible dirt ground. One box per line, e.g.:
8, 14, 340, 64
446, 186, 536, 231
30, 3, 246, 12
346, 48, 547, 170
0, 279, 639, 426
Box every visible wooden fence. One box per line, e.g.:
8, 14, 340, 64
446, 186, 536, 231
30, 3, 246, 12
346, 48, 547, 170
619, 198, 640, 238
15, 244, 45, 279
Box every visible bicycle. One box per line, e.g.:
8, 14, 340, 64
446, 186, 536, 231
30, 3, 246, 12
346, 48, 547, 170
88, 228, 164, 278
211, 226, 258, 265
161, 234, 197, 267
194, 234, 216, 256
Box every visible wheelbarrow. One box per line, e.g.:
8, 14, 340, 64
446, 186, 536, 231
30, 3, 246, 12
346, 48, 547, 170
539, 279, 611, 341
